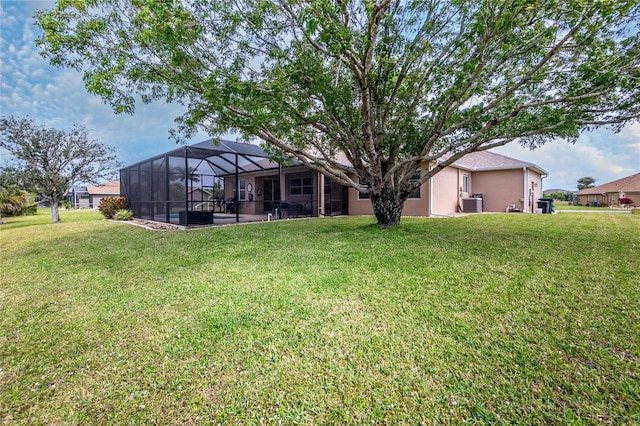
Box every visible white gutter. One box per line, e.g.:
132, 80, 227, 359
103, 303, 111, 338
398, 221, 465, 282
429, 164, 434, 217
523, 167, 528, 212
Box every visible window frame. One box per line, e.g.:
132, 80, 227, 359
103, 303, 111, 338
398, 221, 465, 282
235, 179, 246, 200
291, 177, 312, 195
408, 170, 421, 199
358, 178, 370, 200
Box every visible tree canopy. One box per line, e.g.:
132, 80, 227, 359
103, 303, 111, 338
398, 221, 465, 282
577, 176, 596, 190
0, 116, 120, 223
36, 0, 640, 226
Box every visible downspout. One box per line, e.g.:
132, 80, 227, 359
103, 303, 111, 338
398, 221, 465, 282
457, 169, 460, 212
428, 162, 433, 217
523, 167, 528, 213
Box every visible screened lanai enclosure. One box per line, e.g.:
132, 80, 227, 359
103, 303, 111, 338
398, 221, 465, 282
120, 139, 326, 226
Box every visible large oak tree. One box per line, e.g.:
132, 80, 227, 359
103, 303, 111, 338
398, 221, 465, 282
36, 0, 639, 226
0, 116, 120, 223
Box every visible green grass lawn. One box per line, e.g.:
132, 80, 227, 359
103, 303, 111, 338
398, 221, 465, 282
553, 201, 620, 211
1, 210, 638, 424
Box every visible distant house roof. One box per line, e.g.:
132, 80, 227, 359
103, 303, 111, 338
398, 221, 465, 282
576, 173, 640, 195
450, 151, 548, 175
87, 180, 120, 196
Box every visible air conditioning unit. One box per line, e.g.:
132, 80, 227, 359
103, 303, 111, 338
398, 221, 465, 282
462, 197, 482, 213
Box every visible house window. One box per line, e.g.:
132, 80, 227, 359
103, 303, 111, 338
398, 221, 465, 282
462, 174, 470, 193
358, 178, 370, 199
234, 179, 246, 200
408, 170, 421, 199
291, 177, 312, 195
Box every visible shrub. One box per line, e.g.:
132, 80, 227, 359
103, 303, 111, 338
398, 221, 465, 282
98, 197, 128, 219
0, 189, 37, 217
60, 199, 72, 209
113, 209, 134, 221
618, 197, 633, 206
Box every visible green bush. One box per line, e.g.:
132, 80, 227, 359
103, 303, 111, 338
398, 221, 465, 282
0, 189, 37, 217
60, 199, 72, 209
98, 197, 128, 219
113, 209, 134, 221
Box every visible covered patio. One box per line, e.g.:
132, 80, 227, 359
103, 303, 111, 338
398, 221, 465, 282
120, 139, 283, 226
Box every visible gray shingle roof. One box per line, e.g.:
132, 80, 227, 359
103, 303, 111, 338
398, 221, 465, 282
450, 151, 548, 175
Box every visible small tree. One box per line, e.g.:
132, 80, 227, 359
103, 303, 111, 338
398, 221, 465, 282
577, 177, 596, 190
0, 116, 121, 223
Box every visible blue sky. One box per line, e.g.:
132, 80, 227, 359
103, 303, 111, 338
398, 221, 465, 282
1, 1, 638, 191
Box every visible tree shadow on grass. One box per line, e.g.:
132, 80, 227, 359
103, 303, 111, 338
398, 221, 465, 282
0, 215, 50, 231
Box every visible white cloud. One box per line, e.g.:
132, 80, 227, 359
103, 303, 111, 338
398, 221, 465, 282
493, 124, 640, 191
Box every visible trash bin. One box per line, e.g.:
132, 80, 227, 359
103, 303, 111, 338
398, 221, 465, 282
590, 201, 599, 207
537, 200, 550, 213
540, 197, 555, 213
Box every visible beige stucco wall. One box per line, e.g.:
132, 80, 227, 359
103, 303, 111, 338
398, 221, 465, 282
348, 187, 374, 216
224, 173, 269, 214
475, 169, 544, 213
346, 165, 543, 217
430, 166, 465, 216
624, 191, 640, 206
224, 166, 319, 215
347, 164, 430, 217
473, 169, 524, 212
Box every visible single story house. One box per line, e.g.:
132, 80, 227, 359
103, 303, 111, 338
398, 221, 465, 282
223, 150, 548, 218
576, 173, 640, 206
120, 139, 548, 225
87, 180, 121, 208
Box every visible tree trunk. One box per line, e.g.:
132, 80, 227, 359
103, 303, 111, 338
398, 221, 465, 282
370, 190, 405, 227
51, 200, 61, 223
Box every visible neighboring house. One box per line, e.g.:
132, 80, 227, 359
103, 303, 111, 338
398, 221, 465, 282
576, 173, 640, 206
120, 139, 548, 224
68, 186, 90, 208
87, 180, 121, 208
